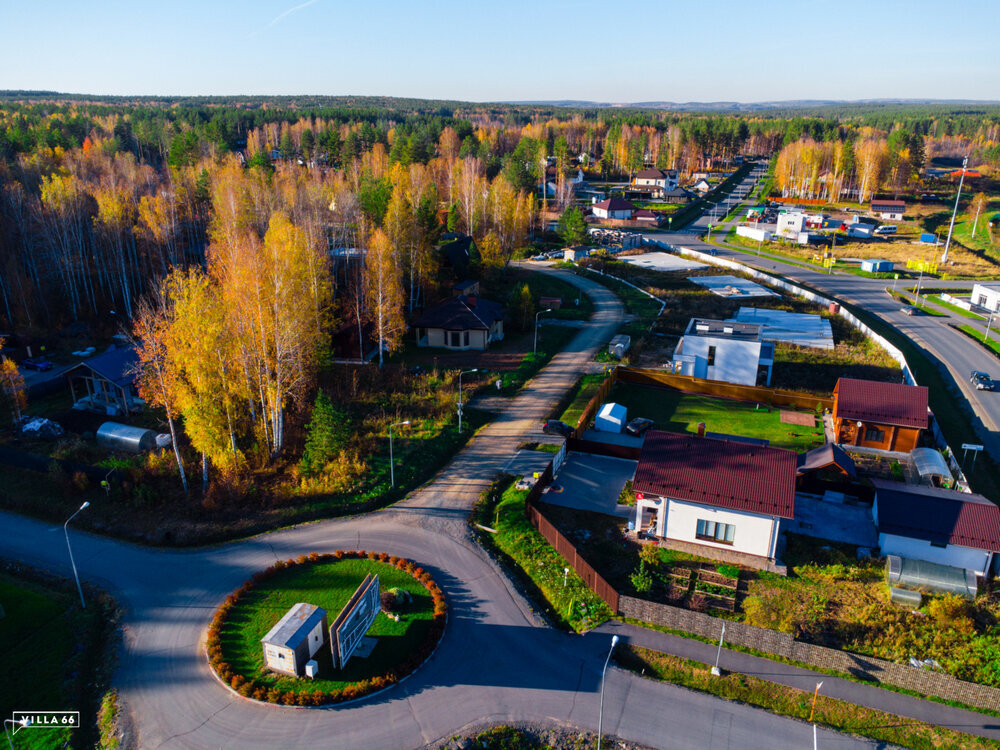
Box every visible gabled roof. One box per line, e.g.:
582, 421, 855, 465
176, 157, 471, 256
663, 187, 691, 198
635, 168, 678, 180
870, 200, 906, 210
593, 197, 636, 212
67, 346, 138, 387
261, 602, 327, 648
632, 430, 797, 518
834, 378, 929, 429
873, 479, 1000, 551
796, 443, 856, 477
412, 295, 503, 331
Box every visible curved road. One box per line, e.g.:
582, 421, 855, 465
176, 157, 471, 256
0, 267, 883, 750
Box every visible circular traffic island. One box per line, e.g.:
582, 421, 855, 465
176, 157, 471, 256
207, 551, 446, 705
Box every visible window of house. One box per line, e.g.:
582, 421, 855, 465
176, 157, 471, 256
464, 331, 470, 346
930, 541, 948, 549
696, 519, 735, 544
864, 427, 885, 442
450, 331, 461, 347
707, 345, 716, 366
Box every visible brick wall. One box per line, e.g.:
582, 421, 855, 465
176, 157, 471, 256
619, 595, 1000, 712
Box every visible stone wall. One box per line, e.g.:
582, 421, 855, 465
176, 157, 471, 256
619, 595, 1000, 712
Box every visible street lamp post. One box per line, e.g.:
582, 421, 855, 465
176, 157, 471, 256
457, 368, 477, 432
64, 501, 90, 608
5, 717, 32, 750
597, 634, 620, 750
941, 155, 968, 264
533, 308, 552, 355
711, 622, 727, 676
389, 420, 410, 488
986, 311, 995, 344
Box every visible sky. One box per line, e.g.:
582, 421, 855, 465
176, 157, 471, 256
2, 0, 998, 103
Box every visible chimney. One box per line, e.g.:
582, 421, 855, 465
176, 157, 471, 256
697, 422, 706, 437
466, 295, 477, 308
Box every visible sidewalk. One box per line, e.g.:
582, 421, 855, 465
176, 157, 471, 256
599, 620, 1000, 742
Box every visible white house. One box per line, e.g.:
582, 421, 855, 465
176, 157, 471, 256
736, 225, 772, 243
671, 318, 773, 386
691, 178, 711, 194
632, 431, 797, 567
971, 282, 1000, 313
870, 200, 906, 221
872, 480, 1000, 577
775, 211, 807, 239
261, 603, 328, 677
412, 294, 504, 351
592, 197, 636, 220
631, 168, 679, 197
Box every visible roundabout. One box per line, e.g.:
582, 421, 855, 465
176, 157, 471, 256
208, 551, 446, 706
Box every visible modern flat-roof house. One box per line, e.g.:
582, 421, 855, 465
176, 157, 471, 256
632, 431, 797, 569
671, 318, 773, 386
412, 295, 504, 351
592, 197, 636, 220
971, 282, 1000, 313
261, 603, 328, 677
832, 378, 929, 452
775, 211, 807, 239
66, 346, 144, 416
872, 480, 1000, 577
870, 200, 906, 221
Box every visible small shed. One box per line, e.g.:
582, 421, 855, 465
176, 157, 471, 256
261, 603, 328, 677
608, 334, 631, 359
595, 402, 627, 433
96, 422, 158, 453
886, 555, 976, 599
563, 246, 589, 262
861, 259, 893, 273
910, 447, 954, 488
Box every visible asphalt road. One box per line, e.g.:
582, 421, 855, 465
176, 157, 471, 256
0, 267, 890, 750
641, 169, 1000, 468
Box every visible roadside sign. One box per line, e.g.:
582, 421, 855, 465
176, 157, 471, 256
330, 573, 380, 670
962, 443, 984, 451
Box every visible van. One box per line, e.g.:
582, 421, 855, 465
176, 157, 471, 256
874, 225, 897, 235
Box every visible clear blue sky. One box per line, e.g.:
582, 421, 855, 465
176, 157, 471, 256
2, 0, 997, 102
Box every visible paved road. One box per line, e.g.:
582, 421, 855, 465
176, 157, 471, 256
0, 267, 889, 750
640, 168, 1000, 469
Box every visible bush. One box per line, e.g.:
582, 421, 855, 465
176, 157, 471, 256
631, 561, 653, 594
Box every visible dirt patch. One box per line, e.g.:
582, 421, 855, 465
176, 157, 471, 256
780, 410, 816, 427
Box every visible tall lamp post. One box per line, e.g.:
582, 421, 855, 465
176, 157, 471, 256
597, 634, 620, 750
457, 368, 478, 432
941, 155, 968, 264
533, 308, 552, 355
389, 420, 409, 488
5, 717, 32, 750
64, 501, 90, 608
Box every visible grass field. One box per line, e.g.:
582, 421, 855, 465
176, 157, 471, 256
928, 295, 987, 319
957, 324, 1000, 357
617, 645, 998, 750
607, 384, 823, 451
218, 558, 434, 693
0, 570, 116, 750
558, 373, 606, 429
471, 476, 612, 633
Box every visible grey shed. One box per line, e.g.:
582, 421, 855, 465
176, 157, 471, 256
261, 603, 328, 677
96, 422, 158, 453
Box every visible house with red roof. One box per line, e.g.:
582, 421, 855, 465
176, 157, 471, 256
592, 197, 636, 220
632, 430, 797, 569
873, 480, 1000, 577
870, 199, 906, 221
832, 378, 929, 452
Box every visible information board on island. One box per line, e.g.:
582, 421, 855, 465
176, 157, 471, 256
330, 573, 380, 670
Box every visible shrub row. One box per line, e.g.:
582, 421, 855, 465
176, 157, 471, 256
206, 550, 447, 705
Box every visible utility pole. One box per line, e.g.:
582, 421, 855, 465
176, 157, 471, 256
941, 155, 968, 264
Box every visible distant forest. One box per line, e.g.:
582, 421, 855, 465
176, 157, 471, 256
1, 93, 999, 334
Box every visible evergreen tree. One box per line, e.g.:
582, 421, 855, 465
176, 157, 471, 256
299, 391, 350, 476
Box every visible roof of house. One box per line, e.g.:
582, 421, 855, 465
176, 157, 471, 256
796, 443, 857, 478
873, 479, 1000, 551
871, 200, 906, 210
261, 602, 327, 648
632, 430, 797, 518
633, 208, 658, 220
412, 295, 503, 331
593, 197, 636, 212
685, 318, 762, 340
664, 187, 691, 198
833, 378, 929, 429
635, 168, 678, 180
67, 346, 138, 387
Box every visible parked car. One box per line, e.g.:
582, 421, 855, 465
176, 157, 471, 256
21, 357, 53, 371
970, 371, 996, 391
542, 419, 574, 438
625, 417, 654, 436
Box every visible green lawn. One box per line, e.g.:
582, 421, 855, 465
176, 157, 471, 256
0, 571, 114, 750
472, 476, 612, 633
929, 295, 987, 319
558, 374, 606, 429
618, 645, 997, 750
218, 558, 434, 693
608, 384, 823, 451
958, 324, 1000, 357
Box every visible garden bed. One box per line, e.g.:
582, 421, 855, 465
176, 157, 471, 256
207, 551, 446, 705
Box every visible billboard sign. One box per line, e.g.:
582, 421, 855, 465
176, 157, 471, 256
330, 573, 380, 670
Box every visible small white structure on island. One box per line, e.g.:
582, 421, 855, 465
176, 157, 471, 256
261, 603, 328, 677
595, 402, 627, 433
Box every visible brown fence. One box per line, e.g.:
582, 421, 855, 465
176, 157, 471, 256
617, 367, 833, 412
572, 372, 616, 436
619, 595, 1000, 713
525, 499, 619, 612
